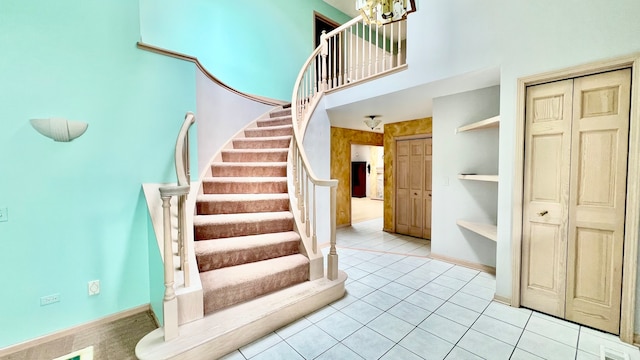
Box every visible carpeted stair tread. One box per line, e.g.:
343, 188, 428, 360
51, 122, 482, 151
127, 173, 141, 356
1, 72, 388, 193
194, 211, 294, 240
211, 162, 287, 177
221, 148, 288, 163
201, 177, 287, 194
257, 116, 292, 127
270, 109, 292, 118
200, 254, 309, 313
196, 193, 290, 214
232, 136, 292, 149
194, 231, 301, 271
244, 125, 293, 138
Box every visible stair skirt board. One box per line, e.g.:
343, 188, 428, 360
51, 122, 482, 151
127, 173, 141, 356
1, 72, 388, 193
135, 271, 347, 360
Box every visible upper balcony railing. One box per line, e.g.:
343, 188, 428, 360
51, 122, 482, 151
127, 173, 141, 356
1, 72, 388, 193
290, 14, 408, 280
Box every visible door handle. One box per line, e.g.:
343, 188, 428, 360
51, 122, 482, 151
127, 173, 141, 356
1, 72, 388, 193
538, 210, 548, 216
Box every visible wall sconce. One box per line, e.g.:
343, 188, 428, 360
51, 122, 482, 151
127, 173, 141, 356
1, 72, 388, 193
364, 115, 382, 130
30, 118, 88, 142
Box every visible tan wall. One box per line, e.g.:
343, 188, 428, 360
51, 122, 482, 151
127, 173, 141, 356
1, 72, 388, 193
383, 118, 433, 231
331, 127, 384, 226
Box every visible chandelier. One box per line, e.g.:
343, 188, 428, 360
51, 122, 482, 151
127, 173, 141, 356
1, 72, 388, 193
355, 0, 416, 25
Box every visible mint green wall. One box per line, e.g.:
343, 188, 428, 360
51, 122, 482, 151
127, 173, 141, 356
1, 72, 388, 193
139, 0, 351, 101
0, 0, 196, 348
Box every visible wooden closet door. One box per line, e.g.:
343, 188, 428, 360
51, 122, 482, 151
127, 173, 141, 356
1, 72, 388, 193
396, 141, 411, 234
565, 69, 630, 334
424, 139, 433, 239
408, 139, 425, 237
521, 79, 574, 317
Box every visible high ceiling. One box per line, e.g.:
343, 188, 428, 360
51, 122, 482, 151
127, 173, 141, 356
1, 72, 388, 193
323, 0, 360, 18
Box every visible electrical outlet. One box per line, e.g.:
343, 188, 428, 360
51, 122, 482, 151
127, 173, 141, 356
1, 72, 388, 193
40, 293, 60, 306
88, 280, 100, 296
0, 207, 7, 222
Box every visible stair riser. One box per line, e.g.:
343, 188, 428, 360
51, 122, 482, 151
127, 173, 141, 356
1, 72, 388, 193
270, 109, 292, 118
197, 198, 290, 215
202, 263, 309, 313
211, 165, 286, 177
196, 241, 300, 272
232, 139, 291, 149
257, 118, 292, 127
244, 127, 292, 138
202, 181, 287, 194
195, 218, 294, 240
221, 151, 288, 163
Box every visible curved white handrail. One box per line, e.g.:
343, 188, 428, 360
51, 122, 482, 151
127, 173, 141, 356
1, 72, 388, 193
175, 112, 195, 186
290, 14, 408, 280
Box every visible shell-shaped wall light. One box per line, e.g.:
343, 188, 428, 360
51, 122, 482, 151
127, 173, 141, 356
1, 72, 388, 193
30, 118, 88, 142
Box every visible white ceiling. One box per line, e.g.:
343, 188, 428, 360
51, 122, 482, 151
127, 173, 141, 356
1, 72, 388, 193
325, 68, 501, 133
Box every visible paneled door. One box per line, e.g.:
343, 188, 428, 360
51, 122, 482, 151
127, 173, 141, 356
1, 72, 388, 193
521, 68, 631, 334
396, 138, 432, 239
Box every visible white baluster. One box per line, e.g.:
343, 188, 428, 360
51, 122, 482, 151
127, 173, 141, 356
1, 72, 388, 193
327, 185, 338, 281
368, 22, 372, 77
312, 183, 317, 253
397, 21, 402, 66
305, 169, 310, 237
382, 24, 387, 71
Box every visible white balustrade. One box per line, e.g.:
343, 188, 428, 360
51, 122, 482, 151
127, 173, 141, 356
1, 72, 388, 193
291, 15, 408, 281
158, 112, 195, 341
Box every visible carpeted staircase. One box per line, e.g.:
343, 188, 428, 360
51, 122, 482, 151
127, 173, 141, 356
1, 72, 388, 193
193, 108, 310, 314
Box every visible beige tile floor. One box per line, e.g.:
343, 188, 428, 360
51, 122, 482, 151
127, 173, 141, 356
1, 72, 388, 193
222, 218, 640, 360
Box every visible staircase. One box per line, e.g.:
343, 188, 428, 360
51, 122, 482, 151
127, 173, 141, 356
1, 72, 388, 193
194, 107, 310, 314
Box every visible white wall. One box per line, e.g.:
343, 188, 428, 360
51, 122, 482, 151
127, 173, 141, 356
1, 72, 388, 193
196, 69, 274, 176
432, 86, 500, 267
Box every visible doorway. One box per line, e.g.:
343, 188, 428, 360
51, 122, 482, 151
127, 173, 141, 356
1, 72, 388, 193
512, 54, 640, 343
395, 137, 432, 239
351, 144, 384, 224
520, 69, 630, 334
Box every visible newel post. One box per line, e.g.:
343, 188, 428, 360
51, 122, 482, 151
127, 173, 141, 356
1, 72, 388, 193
320, 30, 329, 91
158, 185, 189, 341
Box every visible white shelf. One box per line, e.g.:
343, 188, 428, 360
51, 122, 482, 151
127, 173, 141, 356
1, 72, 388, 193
458, 174, 499, 182
456, 115, 500, 133
456, 220, 497, 242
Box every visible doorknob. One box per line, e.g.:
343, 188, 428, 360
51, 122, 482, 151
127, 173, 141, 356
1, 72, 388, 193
538, 210, 548, 216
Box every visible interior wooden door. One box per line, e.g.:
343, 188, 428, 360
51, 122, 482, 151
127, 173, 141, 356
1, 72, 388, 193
408, 140, 425, 237
521, 79, 574, 317
521, 69, 630, 334
565, 69, 630, 334
395, 138, 432, 239
423, 139, 433, 239
396, 141, 410, 234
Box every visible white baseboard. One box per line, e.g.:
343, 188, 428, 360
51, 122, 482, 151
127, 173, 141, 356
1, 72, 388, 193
429, 252, 496, 275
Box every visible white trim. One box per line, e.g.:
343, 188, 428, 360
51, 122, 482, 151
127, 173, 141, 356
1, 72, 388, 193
511, 53, 640, 343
